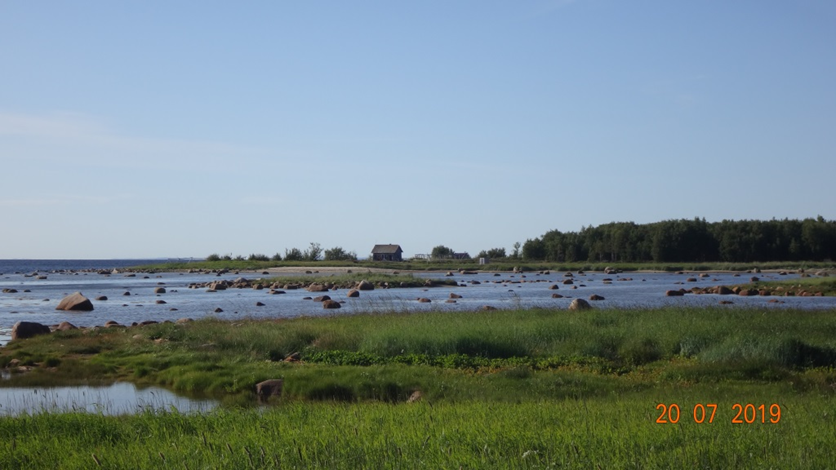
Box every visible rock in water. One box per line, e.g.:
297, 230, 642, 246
356, 280, 375, 291
256, 379, 284, 400
12, 321, 51, 340
568, 299, 592, 311
56, 292, 94, 311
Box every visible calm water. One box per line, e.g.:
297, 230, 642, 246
2, 260, 834, 347
1, 259, 834, 415
0, 382, 218, 416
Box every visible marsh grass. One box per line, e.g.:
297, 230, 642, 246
3, 306, 836, 401
259, 272, 456, 288
738, 276, 836, 296
3, 306, 836, 467
1, 389, 835, 468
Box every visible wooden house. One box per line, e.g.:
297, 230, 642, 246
371, 244, 403, 261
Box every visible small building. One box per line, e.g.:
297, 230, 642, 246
371, 244, 403, 262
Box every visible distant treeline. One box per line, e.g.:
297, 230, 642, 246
522, 217, 836, 263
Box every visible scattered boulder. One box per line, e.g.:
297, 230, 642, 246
665, 290, 685, 297
589, 294, 605, 301
256, 302, 265, 307
449, 293, 462, 299
95, 296, 108, 301
356, 280, 375, 291
56, 321, 78, 331
313, 295, 331, 302
214, 307, 223, 313
56, 292, 94, 311
347, 289, 360, 298
323, 300, 341, 309
716, 286, 733, 295
176, 318, 193, 324
481, 305, 497, 311
306, 284, 329, 293
156, 300, 167, 304
417, 298, 432, 303
256, 379, 284, 400
548, 284, 559, 290
154, 287, 166, 294
568, 299, 592, 311
11, 321, 51, 340
551, 293, 564, 298
407, 391, 423, 403
562, 279, 574, 285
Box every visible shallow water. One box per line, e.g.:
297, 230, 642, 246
1, 268, 834, 344
1, 261, 833, 416
0, 382, 218, 416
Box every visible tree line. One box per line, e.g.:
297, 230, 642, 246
521, 217, 836, 263
206, 243, 357, 262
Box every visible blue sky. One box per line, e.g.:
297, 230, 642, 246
2, 1, 835, 259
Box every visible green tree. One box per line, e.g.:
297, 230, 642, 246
304, 242, 323, 261
431, 245, 455, 260
284, 248, 304, 261
522, 238, 546, 260
477, 248, 506, 259
324, 246, 358, 261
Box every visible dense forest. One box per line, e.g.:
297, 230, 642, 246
521, 217, 836, 263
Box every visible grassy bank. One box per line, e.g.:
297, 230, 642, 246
257, 272, 457, 289
3, 306, 836, 400
3, 390, 834, 469
729, 276, 836, 297
3, 306, 836, 467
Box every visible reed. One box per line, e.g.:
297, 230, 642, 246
1, 388, 834, 468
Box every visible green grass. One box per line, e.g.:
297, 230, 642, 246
730, 276, 836, 297
3, 306, 836, 467
4, 306, 836, 398
1, 389, 834, 468
258, 272, 456, 288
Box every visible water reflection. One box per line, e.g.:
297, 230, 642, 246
0, 382, 218, 416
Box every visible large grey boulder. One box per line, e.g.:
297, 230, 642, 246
356, 280, 375, 291
56, 292, 94, 311
12, 321, 51, 340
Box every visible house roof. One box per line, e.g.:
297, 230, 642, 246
372, 244, 402, 254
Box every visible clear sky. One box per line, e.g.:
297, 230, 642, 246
2, 1, 835, 259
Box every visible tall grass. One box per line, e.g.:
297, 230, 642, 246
4, 306, 836, 399
1, 388, 834, 468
